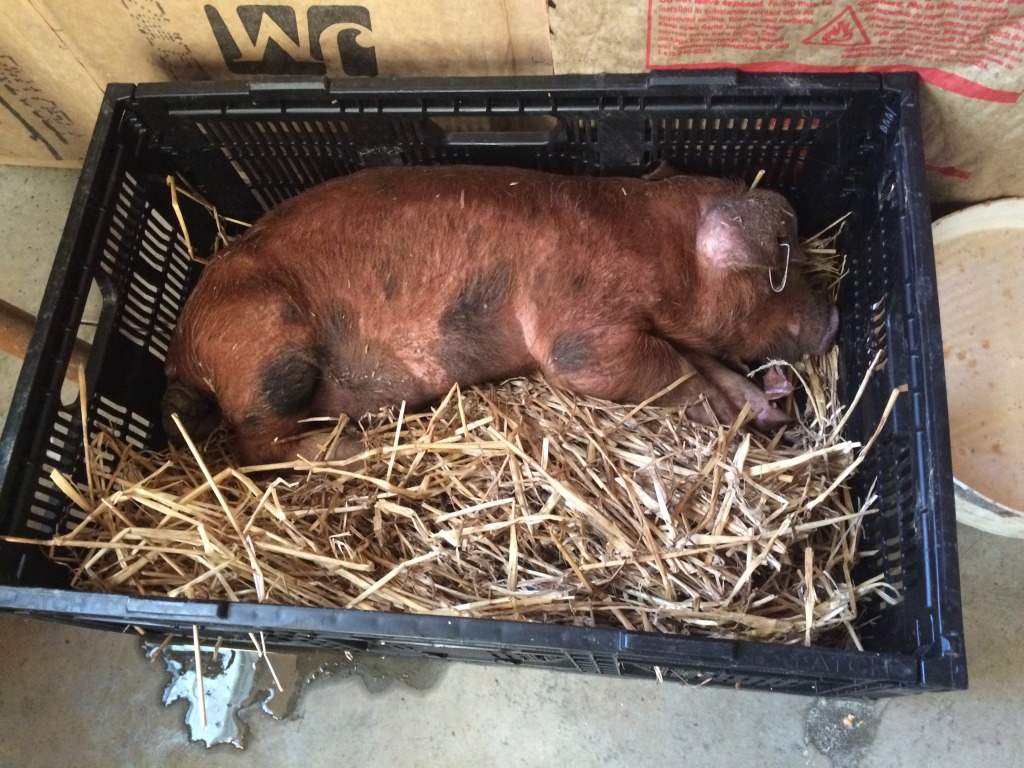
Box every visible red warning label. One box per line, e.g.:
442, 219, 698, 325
646, 0, 1024, 102
802, 6, 871, 47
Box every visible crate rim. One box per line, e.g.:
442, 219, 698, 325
0, 585, 934, 693
123, 70, 906, 114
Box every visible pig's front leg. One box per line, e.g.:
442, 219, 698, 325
687, 352, 790, 429
538, 327, 742, 426
162, 379, 222, 445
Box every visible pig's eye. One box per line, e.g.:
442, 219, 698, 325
770, 240, 791, 293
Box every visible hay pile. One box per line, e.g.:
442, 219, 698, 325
8, 183, 901, 648
31, 350, 898, 649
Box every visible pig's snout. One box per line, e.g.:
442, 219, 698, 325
817, 305, 840, 355
786, 301, 839, 359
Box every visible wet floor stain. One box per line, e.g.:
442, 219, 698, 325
805, 698, 885, 768
147, 640, 446, 748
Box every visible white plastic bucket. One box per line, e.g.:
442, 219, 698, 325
933, 199, 1024, 538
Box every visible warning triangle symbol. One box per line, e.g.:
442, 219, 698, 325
803, 6, 871, 47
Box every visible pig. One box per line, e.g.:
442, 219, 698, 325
162, 164, 838, 465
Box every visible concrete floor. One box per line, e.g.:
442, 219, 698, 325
0, 165, 1022, 767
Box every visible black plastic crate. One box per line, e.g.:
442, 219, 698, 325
0, 72, 965, 697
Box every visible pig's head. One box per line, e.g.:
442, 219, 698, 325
695, 189, 839, 361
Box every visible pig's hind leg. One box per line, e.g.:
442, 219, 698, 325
539, 327, 740, 426
176, 288, 331, 466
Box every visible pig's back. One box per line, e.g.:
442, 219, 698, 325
224, 165, 711, 316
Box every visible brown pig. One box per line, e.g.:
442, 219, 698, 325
163, 165, 838, 465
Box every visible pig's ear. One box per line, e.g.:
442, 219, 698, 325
696, 191, 797, 271
642, 160, 682, 181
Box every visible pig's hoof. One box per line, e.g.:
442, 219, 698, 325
294, 431, 367, 466
751, 403, 791, 430
162, 381, 220, 444
684, 399, 718, 427
762, 366, 794, 401
322, 434, 366, 463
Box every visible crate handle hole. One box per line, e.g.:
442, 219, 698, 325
428, 115, 563, 146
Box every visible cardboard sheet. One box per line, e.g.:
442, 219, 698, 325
0, 0, 102, 166
1, 0, 552, 167
30, 0, 554, 83
550, 0, 1024, 204
4, 0, 1022, 206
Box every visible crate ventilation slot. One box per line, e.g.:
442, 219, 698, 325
24, 410, 80, 535
114, 208, 189, 361
93, 396, 153, 451
100, 171, 143, 280
195, 119, 366, 208
567, 652, 620, 675
645, 112, 821, 187
869, 296, 889, 369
